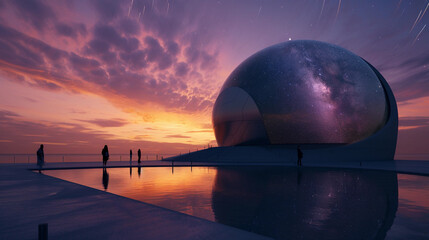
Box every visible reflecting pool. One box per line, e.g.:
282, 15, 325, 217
44, 167, 429, 239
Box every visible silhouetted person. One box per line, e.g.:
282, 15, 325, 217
297, 145, 303, 166
102, 145, 109, 166
130, 149, 133, 163
138, 149, 141, 164
37, 144, 44, 173
102, 168, 109, 190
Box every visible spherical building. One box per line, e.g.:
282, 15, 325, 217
212, 40, 397, 161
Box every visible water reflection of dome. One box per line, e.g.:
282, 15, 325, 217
213, 40, 392, 146
211, 167, 398, 239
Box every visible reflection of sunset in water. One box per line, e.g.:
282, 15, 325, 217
396, 174, 429, 216
44, 167, 429, 238
46, 167, 218, 220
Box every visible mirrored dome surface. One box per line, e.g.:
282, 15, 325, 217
213, 40, 388, 146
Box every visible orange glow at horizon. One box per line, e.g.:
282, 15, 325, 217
0, 77, 218, 153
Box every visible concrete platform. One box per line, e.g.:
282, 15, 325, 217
166, 146, 429, 176
167, 145, 398, 163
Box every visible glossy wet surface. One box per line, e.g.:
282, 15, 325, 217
44, 167, 429, 239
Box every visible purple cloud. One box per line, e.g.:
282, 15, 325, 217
69, 53, 101, 70
118, 18, 140, 35
91, 0, 124, 21
391, 70, 429, 102
87, 39, 110, 54
68, 53, 108, 84
175, 62, 189, 77
9, 0, 56, 32
0, 24, 44, 68
166, 41, 180, 56
31, 80, 62, 91
1, 0, 222, 114
199, 51, 218, 70
143, 36, 174, 70
55, 23, 77, 38
78, 118, 129, 128
119, 50, 147, 70
93, 23, 139, 53
0, 110, 20, 118
399, 117, 429, 128
0, 23, 69, 80
55, 23, 87, 38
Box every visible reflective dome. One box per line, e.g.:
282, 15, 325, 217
213, 40, 388, 146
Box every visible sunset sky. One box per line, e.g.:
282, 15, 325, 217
0, 0, 428, 156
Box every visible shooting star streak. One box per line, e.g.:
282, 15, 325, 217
319, 0, 326, 19
412, 24, 426, 45
128, 0, 134, 17
167, 0, 170, 15
152, 0, 155, 10
419, 2, 429, 22
138, 5, 146, 21
258, 6, 262, 16
410, 10, 422, 32
335, 0, 342, 21
401, 8, 406, 17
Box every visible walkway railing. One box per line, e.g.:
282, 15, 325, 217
0, 146, 218, 164
0, 153, 179, 164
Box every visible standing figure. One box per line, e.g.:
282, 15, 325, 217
297, 145, 303, 166
130, 149, 133, 163
138, 149, 142, 164
102, 145, 109, 166
37, 144, 44, 173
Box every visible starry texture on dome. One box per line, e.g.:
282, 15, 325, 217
213, 40, 388, 146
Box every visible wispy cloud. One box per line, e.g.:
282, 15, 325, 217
78, 118, 129, 128
0, 109, 195, 154
165, 134, 190, 139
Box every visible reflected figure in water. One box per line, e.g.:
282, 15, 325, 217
297, 145, 303, 166
212, 167, 398, 240
129, 154, 133, 177
138, 149, 141, 164
36, 144, 44, 173
138, 166, 141, 177
102, 168, 109, 190
296, 168, 302, 185
102, 145, 109, 166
